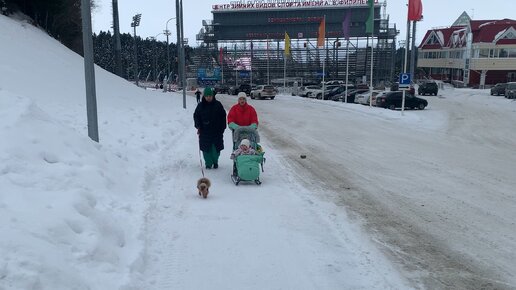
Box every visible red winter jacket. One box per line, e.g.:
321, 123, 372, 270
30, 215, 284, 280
227, 103, 259, 126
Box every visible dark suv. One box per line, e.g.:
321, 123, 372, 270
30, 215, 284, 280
418, 82, 438, 96
376, 91, 428, 110
229, 84, 252, 95
214, 83, 229, 94
505, 82, 516, 99
490, 83, 507, 96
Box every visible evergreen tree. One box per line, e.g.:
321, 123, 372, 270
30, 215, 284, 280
3, 0, 96, 53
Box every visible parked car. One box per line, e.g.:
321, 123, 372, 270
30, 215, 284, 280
229, 83, 252, 95
324, 80, 345, 86
332, 88, 369, 103
505, 82, 516, 99
418, 81, 439, 96
490, 83, 507, 96
324, 85, 354, 100
355, 90, 384, 105
296, 86, 308, 97
228, 85, 238, 95
372, 91, 388, 106
214, 83, 230, 94
304, 85, 323, 99
355, 83, 370, 90
376, 91, 428, 110
250, 85, 276, 100
320, 85, 340, 100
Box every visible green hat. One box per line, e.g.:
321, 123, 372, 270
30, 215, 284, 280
203, 87, 214, 96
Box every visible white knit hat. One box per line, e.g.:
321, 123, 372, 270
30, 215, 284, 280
240, 139, 250, 147
237, 92, 247, 99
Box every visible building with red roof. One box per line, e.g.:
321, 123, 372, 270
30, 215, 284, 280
417, 12, 516, 87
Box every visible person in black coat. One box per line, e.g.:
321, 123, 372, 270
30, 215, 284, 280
193, 87, 227, 169
195, 89, 201, 103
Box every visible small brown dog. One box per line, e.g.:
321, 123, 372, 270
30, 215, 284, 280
197, 177, 211, 199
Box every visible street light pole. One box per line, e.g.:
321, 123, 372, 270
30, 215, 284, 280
178, 0, 187, 109
131, 14, 142, 87
165, 17, 175, 82
80, 0, 99, 142
112, 0, 122, 77
150, 33, 164, 83
175, 0, 181, 89
333, 39, 340, 79
180, 0, 187, 109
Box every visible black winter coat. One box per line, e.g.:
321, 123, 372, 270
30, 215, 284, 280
193, 96, 227, 152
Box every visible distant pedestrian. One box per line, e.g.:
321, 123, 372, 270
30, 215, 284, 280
195, 89, 202, 104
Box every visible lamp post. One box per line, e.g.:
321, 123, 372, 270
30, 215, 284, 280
80, 0, 99, 142
112, 0, 122, 77
131, 13, 142, 86
165, 17, 176, 82
333, 39, 340, 79
179, 0, 186, 109
150, 33, 164, 83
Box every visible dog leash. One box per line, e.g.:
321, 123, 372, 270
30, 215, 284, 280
198, 149, 205, 177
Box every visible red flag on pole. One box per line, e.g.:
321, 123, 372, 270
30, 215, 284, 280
317, 17, 325, 47
408, 0, 423, 21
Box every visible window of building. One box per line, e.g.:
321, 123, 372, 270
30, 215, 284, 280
502, 31, 515, 40
499, 49, 508, 58
508, 72, 516, 82
479, 49, 489, 58
509, 48, 516, 58
424, 33, 441, 46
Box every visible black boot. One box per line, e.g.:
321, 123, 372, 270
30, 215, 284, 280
213, 163, 218, 169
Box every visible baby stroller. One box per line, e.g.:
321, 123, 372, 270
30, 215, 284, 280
231, 126, 265, 185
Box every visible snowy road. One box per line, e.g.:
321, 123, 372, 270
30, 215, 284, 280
218, 89, 516, 289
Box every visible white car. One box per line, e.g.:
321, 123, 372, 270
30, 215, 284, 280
250, 85, 276, 100
304, 85, 323, 99
355, 90, 385, 106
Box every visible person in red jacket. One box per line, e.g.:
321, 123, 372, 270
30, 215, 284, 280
227, 92, 259, 130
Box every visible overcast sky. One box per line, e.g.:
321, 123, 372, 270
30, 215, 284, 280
92, 0, 513, 47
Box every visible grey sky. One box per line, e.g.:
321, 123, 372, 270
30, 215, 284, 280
92, 0, 513, 47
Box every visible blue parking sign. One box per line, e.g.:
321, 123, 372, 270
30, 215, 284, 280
399, 73, 411, 89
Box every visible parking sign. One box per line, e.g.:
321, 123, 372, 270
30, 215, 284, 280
399, 73, 411, 89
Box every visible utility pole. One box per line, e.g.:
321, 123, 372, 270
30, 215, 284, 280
175, 0, 181, 88
180, 0, 186, 109
131, 14, 141, 87
80, 0, 99, 142
165, 17, 175, 83
112, 0, 122, 77
150, 33, 164, 82
410, 20, 417, 81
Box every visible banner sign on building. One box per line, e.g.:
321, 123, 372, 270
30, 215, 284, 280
212, 0, 378, 11
197, 68, 222, 82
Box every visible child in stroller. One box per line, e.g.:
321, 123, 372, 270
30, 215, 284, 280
231, 139, 256, 160
230, 126, 265, 185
